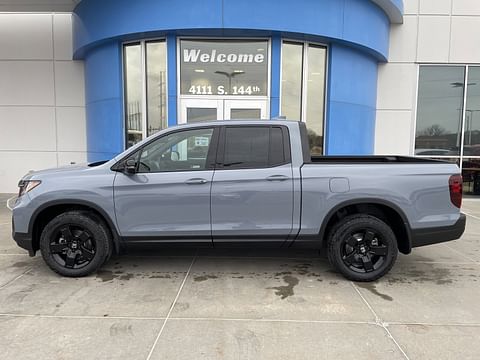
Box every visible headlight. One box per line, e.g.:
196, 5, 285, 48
18, 180, 41, 197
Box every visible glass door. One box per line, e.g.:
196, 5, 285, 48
224, 99, 268, 120
179, 99, 223, 124
179, 98, 268, 123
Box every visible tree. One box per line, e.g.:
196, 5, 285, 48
419, 124, 448, 137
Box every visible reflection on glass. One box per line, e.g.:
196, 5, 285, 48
187, 108, 217, 123
306, 45, 326, 155
462, 158, 480, 195
180, 40, 268, 96
139, 128, 214, 172
415, 66, 465, 156
464, 67, 480, 155
230, 108, 261, 120
281, 42, 303, 120
146, 41, 167, 136
124, 43, 143, 147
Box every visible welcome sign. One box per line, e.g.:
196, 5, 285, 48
180, 39, 268, 96
183, 49, 266, 64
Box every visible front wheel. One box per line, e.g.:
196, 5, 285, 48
327, 214, 398, 282
40, 211, 112, 277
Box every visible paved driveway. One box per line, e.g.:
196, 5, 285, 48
1, 193, 479, 359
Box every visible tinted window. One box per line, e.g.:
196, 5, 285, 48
222, 126, 288, 169
269, 127, 285, 166
415, 66, 465, 156
138, 128, 214, 172
180, 39, 268, 96
280, 42, 326, 155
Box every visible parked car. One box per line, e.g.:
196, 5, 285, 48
12, 120, 466, 281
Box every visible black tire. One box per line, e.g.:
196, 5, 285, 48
40, 211, 112, 277
327, 214, 398, 282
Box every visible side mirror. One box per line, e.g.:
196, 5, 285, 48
124, 159, 137, 174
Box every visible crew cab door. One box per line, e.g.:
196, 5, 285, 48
113, 127, 219, 240
211, 125, 294, 240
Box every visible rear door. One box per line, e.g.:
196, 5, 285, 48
211, 125, 294, 240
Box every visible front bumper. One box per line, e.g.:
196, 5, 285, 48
12, 218, 36, 256
411, 213, 466, 248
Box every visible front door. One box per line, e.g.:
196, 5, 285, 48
179, 98, 269, 124
113, 126, 218, 240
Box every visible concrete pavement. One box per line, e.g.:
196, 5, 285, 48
1, 193, 479, 359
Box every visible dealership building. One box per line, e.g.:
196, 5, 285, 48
1, 0, 480, 194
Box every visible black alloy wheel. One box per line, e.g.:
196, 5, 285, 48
40, 211, 112, 277
340, 229, 388, 273
327, 214, 398, 282
49, 225, 96, 269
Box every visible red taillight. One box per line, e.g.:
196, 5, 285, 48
449, 174, 463, 208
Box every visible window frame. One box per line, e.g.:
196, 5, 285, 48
122, 38, 168, 149
279, 40, 328, 155
112, 126, 220, 174
215, 125, 292, 170
176, 37, 272, 102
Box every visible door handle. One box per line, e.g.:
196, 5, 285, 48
185, 178, 208, 185
266, 175, 290, 182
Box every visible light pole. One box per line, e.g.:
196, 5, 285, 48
214, 70, 245, 93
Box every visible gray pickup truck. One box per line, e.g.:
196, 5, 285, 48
12, 120, 466, 281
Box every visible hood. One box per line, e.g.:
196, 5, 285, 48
21, 160, 109, 180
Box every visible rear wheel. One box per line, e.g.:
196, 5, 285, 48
327, 214, 398, 282
40, 211, 112, 277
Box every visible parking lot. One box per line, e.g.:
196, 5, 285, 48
1, 193, 479, 359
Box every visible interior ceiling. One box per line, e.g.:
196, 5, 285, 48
0, 0, 80, 12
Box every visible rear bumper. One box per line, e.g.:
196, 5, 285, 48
411, 214, 466, 248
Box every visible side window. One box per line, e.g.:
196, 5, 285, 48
137, 128, 214, 172
269, 127, 286, 166
222, 126, 289, 169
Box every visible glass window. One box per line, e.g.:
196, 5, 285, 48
464, 66, 480, 155
415, 66, 465, 156
124, 43, 143, 147
222, 126, 288, 169
124, 40, 167, 148
306, 45, 326, 156
138, 128, 214, 173
230, 108, 261, 120
187, 108, 217, 123
281, 42, 303, 120
281, 42, 327, 155
462, 158, 480, 195
146, 41, 167, 136
224, 127, 270, 168
269, 127, 286, 166
180, 40, 268, 96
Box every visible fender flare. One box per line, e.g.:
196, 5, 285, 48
318, 197, 412, 253
29, 199, 121, 253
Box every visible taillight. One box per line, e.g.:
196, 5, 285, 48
449, 174, 463, 208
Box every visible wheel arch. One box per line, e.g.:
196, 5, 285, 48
29, 199, 120, 254
319, 198, 412, 254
